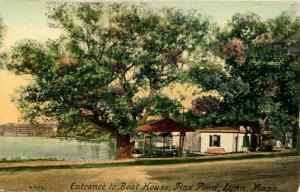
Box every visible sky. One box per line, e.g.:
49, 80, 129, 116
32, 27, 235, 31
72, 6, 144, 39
0, 0, 299, 123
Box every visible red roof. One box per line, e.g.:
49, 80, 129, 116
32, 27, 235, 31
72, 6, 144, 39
135, 118, 193, 133
198, 126, 246, 133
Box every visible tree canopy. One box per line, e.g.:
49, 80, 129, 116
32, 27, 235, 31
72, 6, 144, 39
5, 3, 300, 155
188, 12, 300, 144
6, 3, 213, 158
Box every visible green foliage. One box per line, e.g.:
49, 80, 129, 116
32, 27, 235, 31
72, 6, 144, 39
258, 101, 295, 139
188, 12, 299, 140
0, 16, 4, 68
7, 40, 53, 75
5, 3, 212, 140
187, 61, 227, 91
57, 122, 109, 139
0, 16, 3, 47
150, 94, 181, 117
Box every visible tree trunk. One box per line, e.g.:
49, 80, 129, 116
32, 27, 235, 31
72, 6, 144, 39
116, 134, 134, 159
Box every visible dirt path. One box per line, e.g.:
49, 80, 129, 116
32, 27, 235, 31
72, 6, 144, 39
0, 156, 298, 192
0, 166, 150, 192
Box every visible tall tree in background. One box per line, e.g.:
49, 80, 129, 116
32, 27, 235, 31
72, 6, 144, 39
0, 16, 3, 46
5, 3, 212, 158
0, 16, 4, 67
189, 12, 300, 147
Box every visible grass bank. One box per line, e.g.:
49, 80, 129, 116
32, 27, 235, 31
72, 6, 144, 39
0, 151, 298, 172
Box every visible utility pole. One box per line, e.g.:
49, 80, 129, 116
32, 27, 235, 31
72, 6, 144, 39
181, 107, 186, 125
297, 109, 300, 154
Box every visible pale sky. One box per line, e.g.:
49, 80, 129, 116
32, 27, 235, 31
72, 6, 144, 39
0, 0, 299, 123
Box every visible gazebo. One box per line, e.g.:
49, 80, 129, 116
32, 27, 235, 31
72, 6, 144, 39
135, 118, 193, 157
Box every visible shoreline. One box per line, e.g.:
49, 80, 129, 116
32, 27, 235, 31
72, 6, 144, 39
0, 151, 297, 171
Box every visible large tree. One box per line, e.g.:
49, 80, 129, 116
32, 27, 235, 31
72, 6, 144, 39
188, 12, 300, 147
6, 3, 212, 158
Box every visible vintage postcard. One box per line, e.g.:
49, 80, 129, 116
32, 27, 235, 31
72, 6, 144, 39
0, 0, 299, 192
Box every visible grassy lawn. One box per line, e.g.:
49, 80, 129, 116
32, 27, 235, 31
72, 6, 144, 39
0, 155, 298, 192
146, 156, 300, 192
0, 151, 297, 172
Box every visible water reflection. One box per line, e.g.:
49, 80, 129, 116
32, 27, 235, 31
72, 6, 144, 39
0, 137, 116, 160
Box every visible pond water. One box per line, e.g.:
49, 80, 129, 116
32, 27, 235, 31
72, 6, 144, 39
0, 137, 116, 160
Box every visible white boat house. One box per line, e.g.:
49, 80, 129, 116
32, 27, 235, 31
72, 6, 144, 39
184, 126, 257, 154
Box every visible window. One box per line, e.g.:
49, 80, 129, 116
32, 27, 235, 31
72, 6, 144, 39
209, 135, 221, 147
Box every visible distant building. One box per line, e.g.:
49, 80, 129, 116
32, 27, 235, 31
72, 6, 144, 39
0, 123, 57, 137
184, 126, 257, 154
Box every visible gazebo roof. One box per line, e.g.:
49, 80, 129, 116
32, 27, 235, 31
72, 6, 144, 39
135, 118, 193, 133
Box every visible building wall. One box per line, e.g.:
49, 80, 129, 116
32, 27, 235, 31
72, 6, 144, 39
184, 132, 201, 152
0, 124, 56, 137
184, 131, 249, 153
